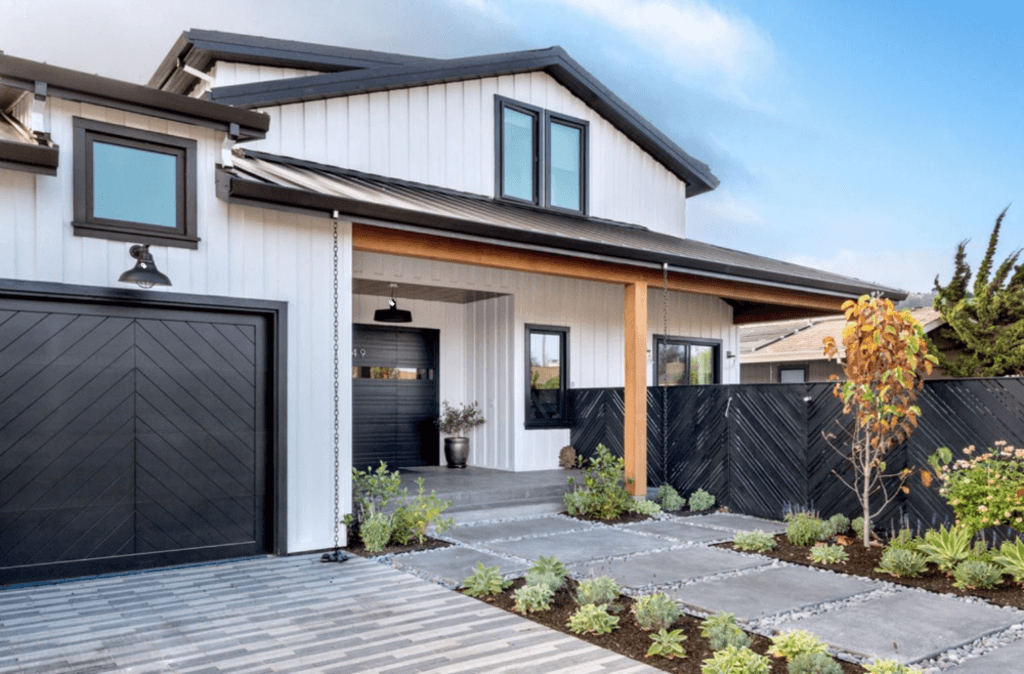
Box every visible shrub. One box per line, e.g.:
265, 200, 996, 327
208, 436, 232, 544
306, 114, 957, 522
391, 477, 454, 544
953, 559, 1004, 590
563, 444, 634, 520
993, 539, 1024, 585
768, 629, 829, 661
576, 576, 620, 606
789, 651, 842, 674
513, 583, 553, 614
928, 442, 1024, 536
567, 603, 619, 634
347, 463, 454, 548
646, 628, 687, 660
436, 400, 485, 436
886, 528, 918, 552
701, 612, 751, 651
852, 516, 866, 540
361, 512, 393, 552
733, 530, 776, 553
917, 524, 972, 574
631, 498, 662, 516
809, 544, 849, 565
689, 488, 716, 512
633, 592, 680, 631
786, 513, 827, 547
525, 570, 564, 593
823, 514, 851, 539
462, 562, 511, 597
531, 555, 567, 578
657, 484, 686, 511
700, 646, 770, 674
875, 548, 928, 578
863, 659, 920, 673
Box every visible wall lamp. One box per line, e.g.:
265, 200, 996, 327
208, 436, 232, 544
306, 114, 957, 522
118, 245, 172, 289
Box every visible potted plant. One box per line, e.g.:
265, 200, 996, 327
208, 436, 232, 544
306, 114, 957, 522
436, 401, 485, 468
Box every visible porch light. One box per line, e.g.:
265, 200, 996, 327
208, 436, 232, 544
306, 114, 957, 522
374, 283, 412, 323
118, 245, 171, 289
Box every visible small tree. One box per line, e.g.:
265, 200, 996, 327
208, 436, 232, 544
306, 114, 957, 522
823, 295, 938, 545
932, 207, 1024, 376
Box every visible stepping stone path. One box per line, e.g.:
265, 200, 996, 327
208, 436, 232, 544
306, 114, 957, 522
621, 519, 734, 544
480, 527, 667, 565
570, 547, 769, 589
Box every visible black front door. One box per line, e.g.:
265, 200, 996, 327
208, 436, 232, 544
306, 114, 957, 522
352, 324, 438, 470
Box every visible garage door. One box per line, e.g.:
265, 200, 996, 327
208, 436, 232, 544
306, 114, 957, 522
352, 324, 438, 470
0, 296, 271, 583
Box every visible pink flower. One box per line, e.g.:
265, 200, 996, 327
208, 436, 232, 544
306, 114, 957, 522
979, 505, 988, 512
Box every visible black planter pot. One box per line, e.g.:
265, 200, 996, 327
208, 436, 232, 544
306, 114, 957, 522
444, 437, 469, 468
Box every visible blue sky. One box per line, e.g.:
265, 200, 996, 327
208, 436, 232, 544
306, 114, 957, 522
4, 0, 1021, 294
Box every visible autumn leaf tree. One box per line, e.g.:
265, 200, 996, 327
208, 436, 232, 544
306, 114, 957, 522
823, 295, 938, 545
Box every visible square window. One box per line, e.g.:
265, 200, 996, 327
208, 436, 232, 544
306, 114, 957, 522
73, 118, 198, 249
655, 336, 721, 386
526, 324, 570, 428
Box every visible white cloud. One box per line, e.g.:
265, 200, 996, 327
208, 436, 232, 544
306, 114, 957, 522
784, 249, 947, 295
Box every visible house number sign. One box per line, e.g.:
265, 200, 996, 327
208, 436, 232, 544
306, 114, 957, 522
352, 348, 366, 357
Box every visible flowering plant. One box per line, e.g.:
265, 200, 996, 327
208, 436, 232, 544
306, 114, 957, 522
927, 441, 1024, 535
436, 401, 485, 437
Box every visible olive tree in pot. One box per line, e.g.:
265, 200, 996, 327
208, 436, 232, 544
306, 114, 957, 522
436, 401, 485, 468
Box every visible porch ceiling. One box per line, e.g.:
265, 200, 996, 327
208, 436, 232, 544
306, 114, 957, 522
353, 278, 506, 304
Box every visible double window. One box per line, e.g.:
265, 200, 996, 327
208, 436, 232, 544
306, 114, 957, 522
73, 118, 198, 249
655, 336, 721, 386
526, 325, 570, 428
496, 96, 587, 214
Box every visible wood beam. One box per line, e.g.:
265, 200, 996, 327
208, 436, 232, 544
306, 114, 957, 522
624, 282, 647, 496
352, 223, 846, 313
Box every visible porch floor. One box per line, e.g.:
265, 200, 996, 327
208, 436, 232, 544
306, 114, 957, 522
397, 466, 572, 520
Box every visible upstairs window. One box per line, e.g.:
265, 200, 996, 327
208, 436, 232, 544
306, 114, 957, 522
526, 324, 570, 428
778, 367, 806, 383
73, 118, 198, 249
655, 336, 720, 386
496, 96, 587, 214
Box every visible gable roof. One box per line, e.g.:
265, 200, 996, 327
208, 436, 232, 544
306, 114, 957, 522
218, 149, 902, 312
152, 31, 719, 197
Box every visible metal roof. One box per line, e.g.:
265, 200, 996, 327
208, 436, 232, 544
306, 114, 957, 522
221, 150, 904, 302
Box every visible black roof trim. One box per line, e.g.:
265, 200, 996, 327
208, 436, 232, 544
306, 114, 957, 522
0, 138, 59, 175
0, 53, 269, 139
208, 47, 719, 197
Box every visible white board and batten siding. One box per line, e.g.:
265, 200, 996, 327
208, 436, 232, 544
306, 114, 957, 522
353, 251, 737, 471
242, 71, 689, 238
0, 97, 355, 554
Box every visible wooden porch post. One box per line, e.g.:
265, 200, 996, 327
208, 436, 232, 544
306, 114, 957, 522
624, 282, 647, 496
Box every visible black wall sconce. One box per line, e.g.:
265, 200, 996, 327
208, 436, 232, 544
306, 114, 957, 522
118, 245, 172, 289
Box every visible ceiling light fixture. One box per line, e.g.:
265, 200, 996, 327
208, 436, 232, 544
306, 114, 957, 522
374, 283, 412, 323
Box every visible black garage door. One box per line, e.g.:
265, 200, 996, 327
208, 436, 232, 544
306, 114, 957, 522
0, 295, 272, 584
352, 324, 438, 470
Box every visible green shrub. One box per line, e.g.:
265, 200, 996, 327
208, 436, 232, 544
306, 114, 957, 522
347, 463, 454, 548
525, 569, 564, 593
767, 629, 829, 661
809, 544, 849, 565
513, 583, 553, 614
633, 592, 680, 631
852, 516, 866, 540
863, 659, 919, 673
701, 612, 750, 651
928, 442, 1024, 536
886, 528, 918, 552
576, 576, 620, 606
823, 514, 851, 538
875, 548, 928, 578
786, 513, 827, 547
567, 603, 619, 634
689, 488, 716, 512
462, 561, 511, 597
390, 477, 454, 544
993, 539, 1024, 584
788, 651, 842, 674
917, 524, 972, 573
646, 627, 687, 660
563, 444, 634, 520
631, 498, 662, 516
953, 559, 1004, 589
361, 512, 393, 552
531, 555, 567, 578
657, 484, 686, 511
733, 530, 776, 553
700, 646, 769, 674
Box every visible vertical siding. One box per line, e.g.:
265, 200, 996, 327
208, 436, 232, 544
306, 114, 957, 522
242, 72, 689, 237
464, 295, 515, 470
0, 99, 352, 556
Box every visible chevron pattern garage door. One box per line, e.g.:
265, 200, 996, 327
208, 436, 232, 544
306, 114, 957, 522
0, 298, 268, 583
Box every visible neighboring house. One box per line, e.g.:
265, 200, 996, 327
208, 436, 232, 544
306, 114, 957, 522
740, 308, 943, 382
0, 29, 903, 583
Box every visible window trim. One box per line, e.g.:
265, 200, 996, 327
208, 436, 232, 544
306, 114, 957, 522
72, 117, 199, 250
653, 335, 722, 386
778, 365, 807, 384
525, 323, 571, 429
495, 96, 542, 206
544, 111, 588, 215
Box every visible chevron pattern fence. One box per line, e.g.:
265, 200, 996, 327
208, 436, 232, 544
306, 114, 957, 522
570, 379, 1024, 526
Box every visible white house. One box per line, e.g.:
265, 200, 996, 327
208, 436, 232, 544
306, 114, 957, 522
0, 30, 902, 584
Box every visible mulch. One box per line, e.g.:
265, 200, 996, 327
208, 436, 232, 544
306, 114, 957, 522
344, 536, 452, 557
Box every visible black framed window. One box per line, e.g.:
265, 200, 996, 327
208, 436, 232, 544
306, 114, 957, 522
655, 336, 720, 386
73, 117, 198, 249
496, 96, 587, 214
778, 366, 806, 383
526, 324, 570, 428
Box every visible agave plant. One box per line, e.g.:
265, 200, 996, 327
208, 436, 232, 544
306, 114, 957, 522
916, 524, 972, 574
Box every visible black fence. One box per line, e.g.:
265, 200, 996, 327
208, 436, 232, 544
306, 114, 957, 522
569, 379, 1024, 531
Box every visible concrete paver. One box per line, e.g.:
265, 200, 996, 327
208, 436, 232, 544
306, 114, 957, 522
686, 512, 788, 533
670, 565, 881, 620
482, 528, 668, 565
941, 637, 1024, 673
620, 519, 734, 544
389, 546, 529, 586
782, 590, 1023, 664
569, 547, 770, 589
442, 516, 592, 544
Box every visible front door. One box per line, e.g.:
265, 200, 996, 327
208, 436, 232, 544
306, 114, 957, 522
352, 324, 439, 470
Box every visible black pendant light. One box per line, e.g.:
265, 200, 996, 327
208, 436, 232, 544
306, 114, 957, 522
374, 283, 412, 323
118, 244, 172, 289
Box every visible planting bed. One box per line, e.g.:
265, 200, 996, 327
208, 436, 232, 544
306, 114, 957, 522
465, 577, 867, 674
344, 535, 452, 557
720, 535, 1024, 610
